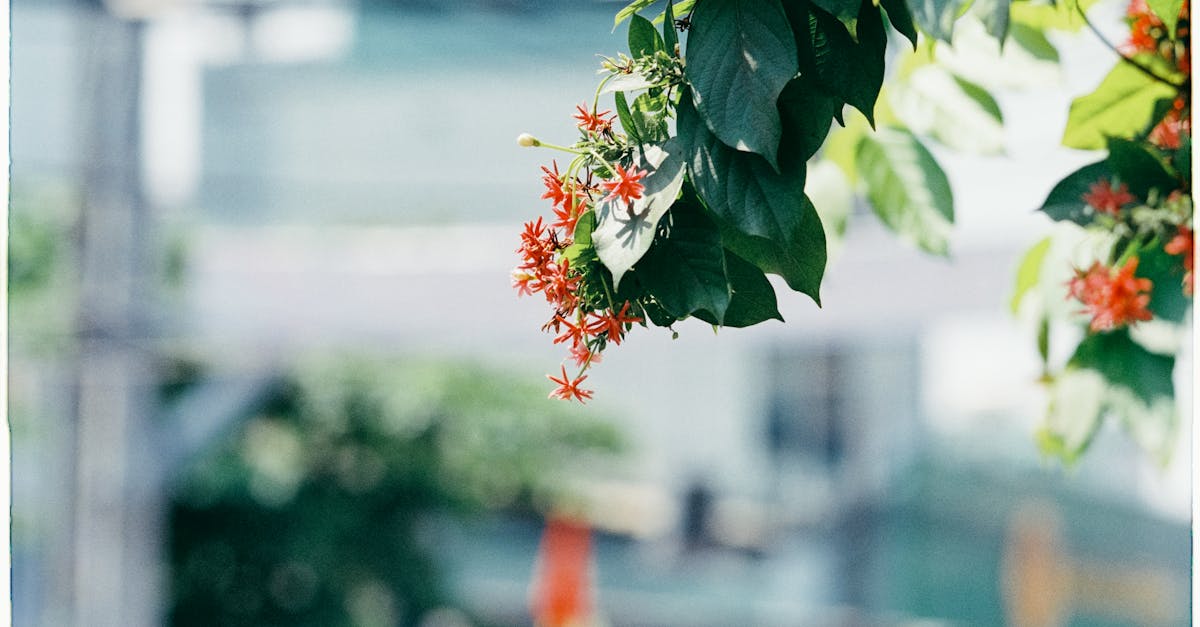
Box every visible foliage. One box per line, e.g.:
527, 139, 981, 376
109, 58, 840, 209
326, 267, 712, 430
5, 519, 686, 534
514, 0, 1192, 466
169, 358, 623, 626
1010, 0, 1191, 464
515, 0, 955, 402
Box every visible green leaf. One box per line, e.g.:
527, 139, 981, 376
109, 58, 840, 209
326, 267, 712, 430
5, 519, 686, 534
1136, 242, 1191, 323
693, 250, 784, 327
777, 76, 839, 162
635, 198, 731, 322
1146, 0, 1183, 38
1011, 236, 1052, 314
909, 0, 969, 42
974, 0, 1012, 43
601, 70, 659, 94
614, 0, 659, 29
811, 0, 863, 38
880, 0, 920, 48
808, 2, 888, 125
1010, 22, 1060, 62
663, 0, 679, 52
1070, 327, 1174, 405
678, 95, 827, 302
629, 14, 666, 58
1038, 160, 1112, 225
954, 74, 1003, 121
856, 127, 955, 255
631, 91, 670, 144
888, 66, 1005, 154
1039, 368, 1107, 463
716, 197, 828, 305
1106, 137, 1180, 200
1175, 135, 1191, 180
678, 95, 804, 252
685, 0, 798, 170
614, 91, 641, 145
593, 140, 688, 288
1009, 0, 1099, 32
1062, 61, 1179, 150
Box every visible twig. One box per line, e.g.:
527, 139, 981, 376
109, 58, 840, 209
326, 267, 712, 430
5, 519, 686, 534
1075, 2, 1187, 90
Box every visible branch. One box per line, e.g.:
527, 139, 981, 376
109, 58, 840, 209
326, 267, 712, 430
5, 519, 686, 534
1075, 2, 1188, 90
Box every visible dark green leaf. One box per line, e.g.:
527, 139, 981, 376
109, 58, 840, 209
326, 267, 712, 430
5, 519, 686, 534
808, 2, 887, 125
641, 293, 681, 328
856, 127, 955, 256
678, 95, 826, 302
663, 0, 679, 52
694, 250, 784, 327
778, 76, 839, 162
880, 0, 920, 48
1069, 328, 1175, 405
1174, 135, 1191, 180
677, 94, 806, 250
635, 198, 731, 322
629, 14, 666, 58
1062, 61, 1179, 150
1038, 161, 1112, 226
716, 197, 827, 305
810, 0, 863, 38
1106, 137, 1180, 200
1137, 241, 1191, 323
686, 0, 798, 170
593, 140, 688, 287
909, 0, 969, 42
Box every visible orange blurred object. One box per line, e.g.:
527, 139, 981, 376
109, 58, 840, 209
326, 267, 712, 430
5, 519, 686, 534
531, 515, 593, 627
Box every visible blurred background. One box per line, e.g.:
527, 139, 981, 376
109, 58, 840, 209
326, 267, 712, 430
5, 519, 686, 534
8, 0, 1192, 625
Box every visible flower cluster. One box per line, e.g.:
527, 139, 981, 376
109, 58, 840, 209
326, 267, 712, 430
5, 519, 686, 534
1164, 223, 1194, 294
1124, 0, 1190, 75
514, 103, 652, 403
1067, 258, 1154, 331
1082, 178, 1135, 216
1072, 177, 1193, 331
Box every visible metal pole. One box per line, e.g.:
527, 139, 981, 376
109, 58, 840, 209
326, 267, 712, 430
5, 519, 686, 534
71, 8, 163, 626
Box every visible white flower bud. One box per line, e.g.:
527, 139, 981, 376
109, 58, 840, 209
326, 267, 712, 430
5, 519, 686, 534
516, 133, 540, 147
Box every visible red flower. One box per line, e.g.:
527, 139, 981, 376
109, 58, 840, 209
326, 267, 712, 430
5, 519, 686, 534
600, 164, 647, 206
1068, 258, 1154, 331
1149, 98, 1190, 150
587, 301, 643, 345
553, 315, 585, 349
1081, 179, 1136, 216
568, 341, 599, 367
541, 259, 581, 311
547, 365, 593, 403
573, 104, 614, 133
1164, 224, 1194, 295
531, 515, 593, 626
541, 162, 568, 207
551, 185, 589, 233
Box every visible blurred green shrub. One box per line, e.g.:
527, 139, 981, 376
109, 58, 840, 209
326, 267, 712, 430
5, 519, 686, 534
168, 357, 623, 627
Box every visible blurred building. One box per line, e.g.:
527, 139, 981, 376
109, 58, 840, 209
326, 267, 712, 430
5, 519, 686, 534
10, 0, 1192, 625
